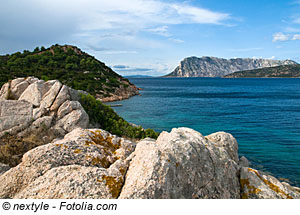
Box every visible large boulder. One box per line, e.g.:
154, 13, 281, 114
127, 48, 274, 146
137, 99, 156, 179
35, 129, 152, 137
10, 78, 30, 99
55, 109, 89, 133
50, 85, 70, 111
0, 128, 136, 199
119, 128, 240, 199
40, 81, 63, 110
18, 80, 49, 107
240, 167, 300, 199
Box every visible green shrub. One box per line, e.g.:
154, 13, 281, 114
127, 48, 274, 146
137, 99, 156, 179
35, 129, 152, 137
80, 93, 159, 139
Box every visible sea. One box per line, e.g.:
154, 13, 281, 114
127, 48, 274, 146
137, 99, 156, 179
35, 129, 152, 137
108, 77, 300, 186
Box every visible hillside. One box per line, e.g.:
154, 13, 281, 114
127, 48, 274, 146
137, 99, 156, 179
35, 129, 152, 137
0, 44, 139, 102
224, 64, 300, 78
166, 56, 297, 77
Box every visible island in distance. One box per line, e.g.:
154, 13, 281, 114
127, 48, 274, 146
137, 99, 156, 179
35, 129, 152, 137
165, 56, 297, 78
224, 64, 300, 78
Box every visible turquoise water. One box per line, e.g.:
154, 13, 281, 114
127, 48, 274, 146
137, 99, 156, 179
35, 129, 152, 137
108, 77, 300, 186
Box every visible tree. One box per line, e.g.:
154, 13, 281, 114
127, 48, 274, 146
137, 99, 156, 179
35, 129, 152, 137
34, 47, 40, 53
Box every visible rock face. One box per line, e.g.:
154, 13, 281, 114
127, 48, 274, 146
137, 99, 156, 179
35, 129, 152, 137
0, 100, 33, 134
166, 56, 297, 77
0, 77, 89, 139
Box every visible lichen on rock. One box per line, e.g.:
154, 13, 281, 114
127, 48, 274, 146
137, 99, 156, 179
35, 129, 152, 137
240, 167, 300, 199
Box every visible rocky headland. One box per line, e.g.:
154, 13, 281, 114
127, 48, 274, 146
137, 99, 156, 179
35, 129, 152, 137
166, 56, 297, 77
0, 77, 299, 199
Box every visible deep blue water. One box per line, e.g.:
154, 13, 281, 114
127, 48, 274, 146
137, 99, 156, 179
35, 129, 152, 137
108, 77, 300, 186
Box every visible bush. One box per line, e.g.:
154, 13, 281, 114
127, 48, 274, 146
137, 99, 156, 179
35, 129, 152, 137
80, 93, 159, 139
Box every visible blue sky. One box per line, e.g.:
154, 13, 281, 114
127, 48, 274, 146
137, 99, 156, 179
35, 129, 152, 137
1, 0, 300, 76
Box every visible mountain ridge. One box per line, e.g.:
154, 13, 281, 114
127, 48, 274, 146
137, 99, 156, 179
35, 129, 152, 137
166, 56, 298, 77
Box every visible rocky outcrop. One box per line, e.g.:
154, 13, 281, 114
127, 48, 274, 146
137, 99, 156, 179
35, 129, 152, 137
0, 77, 89, 166
119, 129, 240, 199
240, 167, 300, 199
0, 77, 88, 138
166, 56, 297, 77
1, 126, 297, 199
0, 128, 135, 198
100, 81, 140, 102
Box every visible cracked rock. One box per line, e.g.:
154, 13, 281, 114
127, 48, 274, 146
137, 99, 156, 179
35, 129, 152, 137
119, 128, 240, 199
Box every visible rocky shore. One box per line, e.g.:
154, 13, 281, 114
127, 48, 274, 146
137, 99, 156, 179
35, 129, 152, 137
100, 83, 140, 102
0, 78, 299, 199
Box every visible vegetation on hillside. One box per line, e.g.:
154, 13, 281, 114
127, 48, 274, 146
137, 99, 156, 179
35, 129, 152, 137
80, 93, 159, 139
224, 64, 300, 78
0, 44, 134, 98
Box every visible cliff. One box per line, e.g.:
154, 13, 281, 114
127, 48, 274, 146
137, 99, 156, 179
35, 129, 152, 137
224, 64, 300, 78
0, 78, 299, 199
166, 56, 297, 77
0, 44, 139, 102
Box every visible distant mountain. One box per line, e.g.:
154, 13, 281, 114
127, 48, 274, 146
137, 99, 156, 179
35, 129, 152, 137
224, 64, 300, 78
0, 44, 139, 102
124, 75, 153, 78
165, 56, 297, 77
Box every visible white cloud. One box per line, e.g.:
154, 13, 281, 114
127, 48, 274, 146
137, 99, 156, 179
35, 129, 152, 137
147, 26, 170, 37
0, 0, 232, 76
272, 32, 300, 42
171, 4, 229, 24
272, 32, 290, 42
292, 34, 300, 40
28, 0, 230, 31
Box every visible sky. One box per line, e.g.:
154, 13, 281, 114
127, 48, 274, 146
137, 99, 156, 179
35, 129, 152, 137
2, 0, 300, 76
